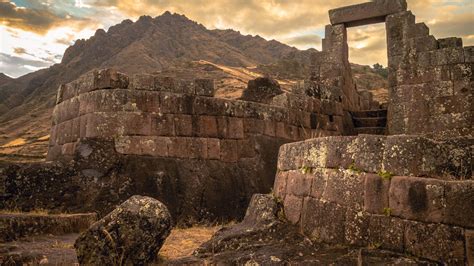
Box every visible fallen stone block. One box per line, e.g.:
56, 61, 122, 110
74, 195, 172, 265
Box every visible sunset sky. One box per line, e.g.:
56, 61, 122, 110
0, 0, 473, 78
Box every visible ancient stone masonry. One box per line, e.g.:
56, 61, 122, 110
5, 68, 346, 222
270, 0, 474, 263
47, 69, 344, 162
274, 135, 473, 264
386, 12, 473, 138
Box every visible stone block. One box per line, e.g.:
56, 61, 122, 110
351, 135, 385, 173
194, 79, 215, 97
75, 71, 95, 94
309, 168, 328, 199
173, 115, 192, 136
432, 48, 465, 66
196, 115, 218, 138
283, 194, 303, 225
275, 122, 292, 140
404, 221, 465, 263
61, 83, 78, 102
451, 63, 472, 81
438, 37, 463, 49
368, 215, 405, 252
167, 137, 187, 158
467, 230, 474, 266
46, 145, 61, 161
220, 139, 239, 162
56, 120, 72, 145
364, 174, 390, 214
130, 74, 155, 90
323, 169, 365, 210
300, 136, 356, 169
389, 176, 446, 223
61, 142, 76, 156
263, 120, 276, 137
193, 97, 226, 116
329, 0, 407, 27
94, 69, 129, 90
344, 210, 369, 246
122, 112, 152, 136
443, 181, 474, 228
71, 117, 81, 141
382, 135, 443, 177
286, 170, 312, 197
407, 35, 438, 52
300, 198, 346, 244
227, 117, 244, 139
206, 138, 220, 160
273, 171, 288, 200
238, 139, 256, 159
154, 76, 177, 92
464, 46, 474, 63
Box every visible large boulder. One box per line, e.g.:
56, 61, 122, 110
74, 195, 172, 265
240, 77, 283, 104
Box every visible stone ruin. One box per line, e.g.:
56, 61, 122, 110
0, 0, 473, 264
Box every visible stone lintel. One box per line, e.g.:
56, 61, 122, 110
329, 0, 407, 27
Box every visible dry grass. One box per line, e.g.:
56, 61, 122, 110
159, 225, 221, 260
37, 135, 50, 141
0, 208, 50, 215
50, 240, 74, 249
1, 138, 27, 148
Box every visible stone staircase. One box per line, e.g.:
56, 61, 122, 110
351, 109, 387, 135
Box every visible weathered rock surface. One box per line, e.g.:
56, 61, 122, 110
240, 77, 283, 104
0, 213, 96, 242
74, 195, 172, 265
165, 194, 434, 265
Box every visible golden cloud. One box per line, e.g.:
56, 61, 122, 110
0, 1, 93, 34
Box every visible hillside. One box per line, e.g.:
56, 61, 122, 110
0, 73, 13, 86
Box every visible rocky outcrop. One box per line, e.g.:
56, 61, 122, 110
74, 195, 172, 265
240, 77, 283, 104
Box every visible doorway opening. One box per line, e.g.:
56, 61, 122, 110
347, 23, 389, 108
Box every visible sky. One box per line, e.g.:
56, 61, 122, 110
0, 0, 473, 78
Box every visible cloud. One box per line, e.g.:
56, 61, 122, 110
13, 47, 27, 54
0, 0, 473, 78
284, 34, 322, 47
0, 1, 92, 34
0, 52, 50, 77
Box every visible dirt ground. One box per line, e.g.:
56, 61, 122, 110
0, 226, 221, 265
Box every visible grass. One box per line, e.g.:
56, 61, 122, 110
0, 138, 27, 148
158, 225, 221, 260
0, 208, 50, 215
378, 170, 394, 180
37, 135, 50, 141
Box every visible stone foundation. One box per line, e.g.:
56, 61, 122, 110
274, 135, 473, 264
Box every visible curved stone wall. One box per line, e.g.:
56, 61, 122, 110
47, 69, 345, 161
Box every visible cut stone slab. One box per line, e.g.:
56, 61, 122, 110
74, 195, 172, 265
329, 0, 407, 27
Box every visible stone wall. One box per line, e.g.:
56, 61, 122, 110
47, 69, 344, 161
386, 11, 473, 138
14, 68, 346, 222
274, 135, 473, 264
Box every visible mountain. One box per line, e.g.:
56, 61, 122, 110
0, 11, 317, 161
0, 73, 13, 86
